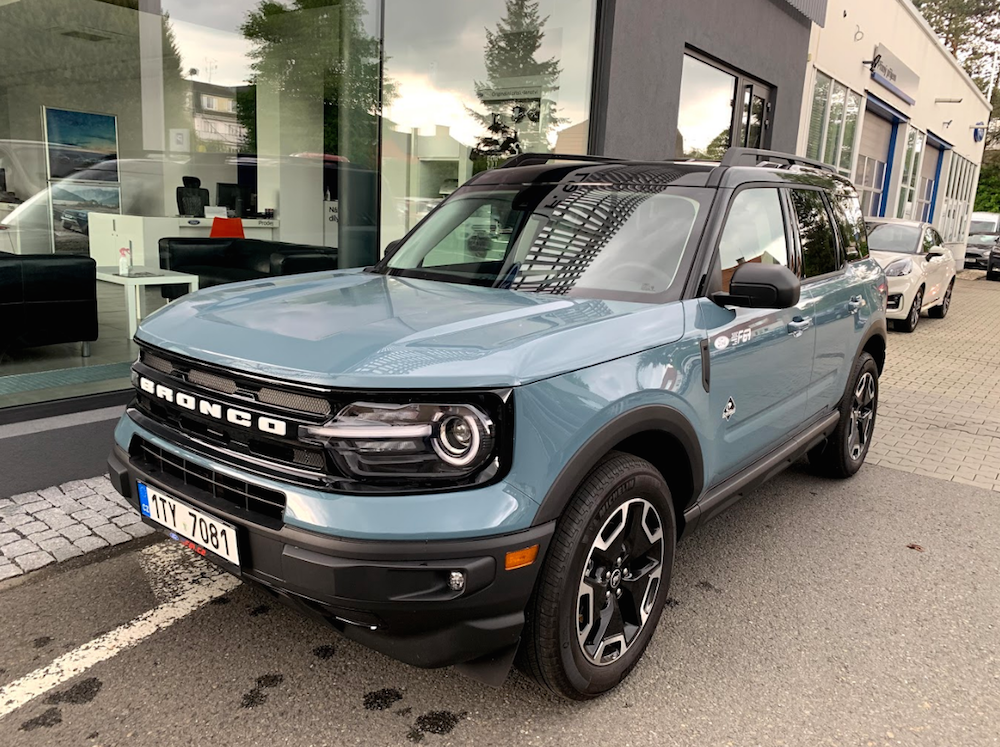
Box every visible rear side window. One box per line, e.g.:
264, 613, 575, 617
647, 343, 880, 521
830, 189, 869, 260
717, 188, 790, 292
790, 189, 840, 278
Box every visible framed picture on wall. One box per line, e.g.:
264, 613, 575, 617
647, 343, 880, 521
42, 107, 119, 181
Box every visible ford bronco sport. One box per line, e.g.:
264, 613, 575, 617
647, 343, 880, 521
108, 148, 888, 700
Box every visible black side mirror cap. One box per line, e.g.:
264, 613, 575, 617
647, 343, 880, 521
712, 263, 801, 309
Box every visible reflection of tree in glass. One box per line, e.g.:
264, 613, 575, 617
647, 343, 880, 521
792, 190, 839, 277
236, 0, 393, 168
468, 0, 564, 169
686, 128, 730, 161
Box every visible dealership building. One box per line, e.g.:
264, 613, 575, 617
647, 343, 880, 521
0, 0, 990, 427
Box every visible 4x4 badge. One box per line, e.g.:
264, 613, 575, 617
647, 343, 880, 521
723, 397, 736, 421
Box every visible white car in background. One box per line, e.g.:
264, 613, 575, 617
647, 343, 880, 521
865, 218, 956, 333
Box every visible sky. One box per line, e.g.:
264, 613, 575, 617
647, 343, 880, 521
159, 0, 596, 146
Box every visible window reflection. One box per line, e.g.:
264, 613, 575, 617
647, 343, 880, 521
677, 55, 736, 159
379, 0, 597, 249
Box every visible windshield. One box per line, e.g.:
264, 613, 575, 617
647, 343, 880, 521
378, 184, 708, 302
970, 220, 997, 234
968, 234, 999, 246
865, 222, 921, 254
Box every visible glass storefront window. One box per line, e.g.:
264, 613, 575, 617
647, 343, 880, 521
677, 55, 737, 159
806, 72, 830, 161
379, 0, 597, 249
805, 71, 859, 177
896, 128, 925, 220
0, 0, 600, 409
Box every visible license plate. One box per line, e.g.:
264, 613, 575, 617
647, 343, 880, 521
137, 482, 240, 566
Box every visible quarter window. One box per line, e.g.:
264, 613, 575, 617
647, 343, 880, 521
717, 188, 789, 291
791, 190, 840, 278
830, 188, 869, 261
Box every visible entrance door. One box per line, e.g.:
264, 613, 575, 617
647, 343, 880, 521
737, 82, 772, 150
700, 187, 817, 484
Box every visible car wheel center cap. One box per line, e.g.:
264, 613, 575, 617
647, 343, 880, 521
610, 569, 623, 588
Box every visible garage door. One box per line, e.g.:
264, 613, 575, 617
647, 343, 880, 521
855, 114, 893, 216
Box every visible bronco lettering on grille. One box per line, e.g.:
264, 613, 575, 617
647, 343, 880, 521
138, 376, 288, 436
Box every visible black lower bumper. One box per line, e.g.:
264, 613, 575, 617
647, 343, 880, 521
108, 444, 553, 670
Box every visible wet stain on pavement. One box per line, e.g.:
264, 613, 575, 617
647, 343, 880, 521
86, 732, 99, 740
406, 710, 467, 741
697, 581, 722, 593
250, 604, 271, 617
363, 688, 403, 711
32, 636, 53, 649
396, 706, 413, 717
45, 677, 103, 705
20, 707, 62, 731
240, 673, 284, 708
210, 596, 231, 605
665, 597, 679, 608
312, 644, 335, 660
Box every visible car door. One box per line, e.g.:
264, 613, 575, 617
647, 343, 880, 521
795, 187, 867, 414
922, 227, 950, 302
699, 186, 817, 484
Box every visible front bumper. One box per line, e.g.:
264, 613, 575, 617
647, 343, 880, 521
884, 275, 917, 320
108, 443, 554, 669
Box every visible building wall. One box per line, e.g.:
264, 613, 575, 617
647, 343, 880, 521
797, 0, 990, 169
597, 0, 813, 159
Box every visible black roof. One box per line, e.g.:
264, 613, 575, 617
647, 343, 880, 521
464, 149, 853, 191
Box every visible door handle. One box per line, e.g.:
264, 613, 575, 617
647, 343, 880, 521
848, 295, 864, 312
787, 318, 812, 336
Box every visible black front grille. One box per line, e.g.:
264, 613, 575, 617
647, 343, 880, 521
131, 436, 286, 525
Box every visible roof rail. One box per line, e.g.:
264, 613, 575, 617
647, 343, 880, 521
498, 152, 625, 169
720, 147, 837, 173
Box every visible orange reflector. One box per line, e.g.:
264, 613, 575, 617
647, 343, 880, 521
505, 544, 539, 570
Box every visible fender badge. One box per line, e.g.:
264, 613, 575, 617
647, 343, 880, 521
713, 335, 730, 350
723, 397, 736, 421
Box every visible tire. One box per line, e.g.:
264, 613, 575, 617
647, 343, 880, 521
809, 352, 879, 479
517, 451, 676, 700
929, 279, 953, 319
988, 269, 999, 282
896, 286, 923, 333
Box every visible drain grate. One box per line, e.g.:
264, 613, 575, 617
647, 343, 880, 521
0, 362, 133, 395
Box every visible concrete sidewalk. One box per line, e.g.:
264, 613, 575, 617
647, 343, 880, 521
0, 476, 152, 580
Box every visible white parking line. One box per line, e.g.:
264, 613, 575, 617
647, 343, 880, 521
0, 542, 238, 719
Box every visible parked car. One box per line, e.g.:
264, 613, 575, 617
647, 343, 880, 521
107, 149, 887, 700
988, 242, 1000, 282
970, 211, 1000, 235
865, 218, 955, 332
61, 208, 90, 235
965, 233, 1000, 270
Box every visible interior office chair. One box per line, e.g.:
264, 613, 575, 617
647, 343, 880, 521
176, 176, 210, 217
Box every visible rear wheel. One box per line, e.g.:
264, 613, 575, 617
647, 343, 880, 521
809, 352, 879, 478
988, 269, 999, 282
518, 452, 676, 700
929, 279, 953, 319
896, 287, 923, 333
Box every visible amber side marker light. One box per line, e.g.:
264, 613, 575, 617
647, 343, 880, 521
505, 544, 539, 570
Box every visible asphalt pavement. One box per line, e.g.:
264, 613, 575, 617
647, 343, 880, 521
1, 463, 998, 747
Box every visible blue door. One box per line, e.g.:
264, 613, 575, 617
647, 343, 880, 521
699, 187, 817, 485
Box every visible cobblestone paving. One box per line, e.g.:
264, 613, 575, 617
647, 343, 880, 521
0, 476, 151, 580
868, 274, 1000, 490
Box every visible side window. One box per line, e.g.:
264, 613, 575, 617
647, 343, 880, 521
717, 188, 790, 292
791, 189, 840, 278
831, 190, 869, 260
932, 229, 944, 247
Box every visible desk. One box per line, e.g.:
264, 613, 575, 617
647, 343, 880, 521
96, 266, 199, 340
89, 214, 280, 267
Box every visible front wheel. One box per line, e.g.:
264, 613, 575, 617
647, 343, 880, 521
929, 279, 954, 319
809, 352, 879, 478
517, 452, 676, 700
896, 287, 923, 333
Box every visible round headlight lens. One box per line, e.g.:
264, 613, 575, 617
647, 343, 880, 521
434, 414, 481, 466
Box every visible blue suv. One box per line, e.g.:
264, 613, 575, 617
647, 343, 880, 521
108, 149, 887, 699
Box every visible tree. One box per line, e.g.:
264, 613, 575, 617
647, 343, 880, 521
237, 0, 392, 168
974, 155, 1000, 211
468, 0, 564, 168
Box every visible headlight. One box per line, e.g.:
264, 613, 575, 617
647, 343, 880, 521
884, 258, 913, 276
299, 401, 500, 485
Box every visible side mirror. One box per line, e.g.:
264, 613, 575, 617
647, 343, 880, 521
926, 250, 943, 260
712, 263, 801, 309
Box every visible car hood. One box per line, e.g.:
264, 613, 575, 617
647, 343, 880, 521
869, 250, 918, 270
135, 269, 685, 388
